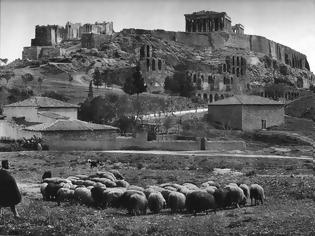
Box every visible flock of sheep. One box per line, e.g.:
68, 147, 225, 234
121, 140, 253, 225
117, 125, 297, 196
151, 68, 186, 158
40, 170, 265, 216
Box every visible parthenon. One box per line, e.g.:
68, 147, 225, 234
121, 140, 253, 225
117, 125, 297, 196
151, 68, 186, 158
184, 10, 243, 34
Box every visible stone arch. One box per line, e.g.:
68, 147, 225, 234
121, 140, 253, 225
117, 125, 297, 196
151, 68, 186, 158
152, 58, 156, 71
231, 77, 233, 84
297, 77, 303, 88
236, 68, 240, 77
140, 46, 145, 59
232, 56, 235, 66
209, 94, 213, 103
223, 64, 226, 72
220, 94, 224, 100
201, 74, 204, 83
193, 74, 197, 83
214, 94, 219, 101
223, 77, 230, 84
158, 59, 162, 70
232, 68, 235, 74
203, 93, 208, 100
146, 59, 150, 71
146, 45, 150, 57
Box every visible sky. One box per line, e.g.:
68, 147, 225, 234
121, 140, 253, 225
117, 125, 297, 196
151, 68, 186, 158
1, 0, 315, 70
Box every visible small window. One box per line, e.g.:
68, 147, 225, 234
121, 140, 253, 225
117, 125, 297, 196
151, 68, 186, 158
261, 120, 267, 129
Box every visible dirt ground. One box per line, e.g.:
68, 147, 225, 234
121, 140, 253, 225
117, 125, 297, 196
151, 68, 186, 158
0, 150, 314, 236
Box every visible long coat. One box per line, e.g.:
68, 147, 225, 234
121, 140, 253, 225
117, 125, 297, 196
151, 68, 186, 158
0, 169, 21, 207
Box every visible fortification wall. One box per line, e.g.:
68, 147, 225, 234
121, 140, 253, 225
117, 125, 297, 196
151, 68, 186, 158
81, 33, 111, 49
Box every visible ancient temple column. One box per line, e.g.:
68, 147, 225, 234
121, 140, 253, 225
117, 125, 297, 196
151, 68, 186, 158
186, 19, 189, 32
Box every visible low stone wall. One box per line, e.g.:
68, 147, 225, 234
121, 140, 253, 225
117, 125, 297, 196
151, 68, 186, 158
115, 136, 246, 151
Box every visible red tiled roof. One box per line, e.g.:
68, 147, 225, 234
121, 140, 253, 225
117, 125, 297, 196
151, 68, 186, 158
4, 96, 79, 108
208, 95, 284, 106
25, 119, 119, 132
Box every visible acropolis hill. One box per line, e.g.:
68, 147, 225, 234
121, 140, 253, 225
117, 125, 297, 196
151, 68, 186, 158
11, 10, 315, 104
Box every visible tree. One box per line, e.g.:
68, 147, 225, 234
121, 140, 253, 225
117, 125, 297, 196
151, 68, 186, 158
123, 64, 147, 117
113, 116, 136, 134
164, 64, 195, 97
41, 91, 69, 102
93, 68, 103, 88
21, 73, 34, 87
88, 80, 94, 99
163, 116, 173, 133
78, 94, 132, 124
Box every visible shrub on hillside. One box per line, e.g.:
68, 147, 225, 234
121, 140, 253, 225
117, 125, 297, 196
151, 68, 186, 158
7, 88, 33, 104
41, 91, 69, 102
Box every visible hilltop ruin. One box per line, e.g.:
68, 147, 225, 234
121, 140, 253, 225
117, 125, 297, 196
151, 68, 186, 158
21, 11, 315, 103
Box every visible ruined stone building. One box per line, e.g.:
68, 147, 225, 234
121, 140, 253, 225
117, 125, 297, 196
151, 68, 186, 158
23, 21, 114, 60
138, 44, 167, 93
187, 55, 248, 103
185, 11, 243, 34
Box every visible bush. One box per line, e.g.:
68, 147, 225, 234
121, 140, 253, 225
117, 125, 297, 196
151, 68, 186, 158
41, 91, 69, 102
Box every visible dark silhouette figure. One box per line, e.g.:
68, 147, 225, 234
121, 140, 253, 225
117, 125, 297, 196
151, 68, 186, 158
42, 171, 52, 181
0, 164, 22, 218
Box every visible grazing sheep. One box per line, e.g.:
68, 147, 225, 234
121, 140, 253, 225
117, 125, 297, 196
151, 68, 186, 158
148, 192, 166, 214
200, 181, 220, 189
93, 171, 116, 182
144, 186, 164, 198
160, 189, 173, 206
109, 170, 124, 180
115, 180, 129, 188
128, 185, 144, 192
0, 169, 22, 218
56, 188, 74, 206
74, 187, 94, 206
203, 186, 217, 195
42, 171, 52, 181
74, 175, 89, 180
186, 191, 216, 215
104, 189, 125, 208
178, 186, 193, 196
213, 188, 229, 209
250, 184, 265, 205
183, 183, 199, 191
92, 178, 116, 187
128, 194, 148, 216
119, 190, 146, 209
91, 186, 106, 208
168, 191, 186, 213
45, 182, 63, 201
164, 186, 177, 191
224, 185, 246, 208
239, 184, 250, 200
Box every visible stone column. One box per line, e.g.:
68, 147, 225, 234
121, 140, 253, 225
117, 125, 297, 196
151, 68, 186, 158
186, 19, 189, 32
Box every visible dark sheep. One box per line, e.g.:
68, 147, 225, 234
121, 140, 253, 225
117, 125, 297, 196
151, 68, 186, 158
213, 188, 229, 209
91, 186, 106, 208
45, 182, 62, 201
250, 184, 265, 205
0, 169, 22, 218
42, 171, 52, 181
87, 159, 103, 168
186, 191, 216, 216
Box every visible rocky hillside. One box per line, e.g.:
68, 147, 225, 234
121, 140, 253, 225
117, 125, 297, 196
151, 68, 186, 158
0, 29, 314, 106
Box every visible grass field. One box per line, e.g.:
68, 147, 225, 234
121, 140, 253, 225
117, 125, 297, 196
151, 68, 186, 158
0, 150, 314, 235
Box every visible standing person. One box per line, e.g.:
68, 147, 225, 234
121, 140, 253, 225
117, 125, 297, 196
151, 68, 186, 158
0, 161, 22, 218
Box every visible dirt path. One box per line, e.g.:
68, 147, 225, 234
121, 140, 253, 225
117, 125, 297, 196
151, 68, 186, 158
100, 150, 313, 160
